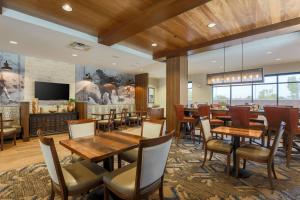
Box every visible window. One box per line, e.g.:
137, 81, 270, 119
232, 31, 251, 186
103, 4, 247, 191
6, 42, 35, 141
213, 85, 230, 105
188, 82, 193, 105
212, 73, 300, 108
231, 85, 252, 105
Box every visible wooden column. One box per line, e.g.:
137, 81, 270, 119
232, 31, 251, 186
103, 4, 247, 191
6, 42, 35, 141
135, 73, 148, 111
166, 56, 188, 132
75, 102, 88, 119
20, 102, 30, 141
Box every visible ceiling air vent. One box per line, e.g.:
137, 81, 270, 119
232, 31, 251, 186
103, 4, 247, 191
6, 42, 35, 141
68, 42, 91, 51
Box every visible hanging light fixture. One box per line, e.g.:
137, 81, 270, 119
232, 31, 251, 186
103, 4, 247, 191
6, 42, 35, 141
82, 66, 92, 81
207, 43, 263, 85
1, 60, 12, 71
126, 79, 135, 86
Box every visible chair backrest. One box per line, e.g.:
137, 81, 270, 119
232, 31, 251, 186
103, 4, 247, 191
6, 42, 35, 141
136, 131, 174, 190
174, 105, 185, 121
264, 106, 289, 131
198, 105, 210, 118
287, 108, 299, 134
109, 109, 116, 121
229, 106, 250, 128
67, 119, 96, 139
0, 113, 3, 134
270, 121, 286, 158
200, 117, 212, 142
37, 130, 66, 192
141, 119, 165, 138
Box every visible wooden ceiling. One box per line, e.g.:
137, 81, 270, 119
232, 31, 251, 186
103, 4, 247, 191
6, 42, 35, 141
2, 0, 300, 61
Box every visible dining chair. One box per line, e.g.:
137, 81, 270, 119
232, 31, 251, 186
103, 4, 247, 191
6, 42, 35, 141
286, 108, 300, 167
200, 117, 233, 175
235, 122, 286, 189
97, 109, 115, 131
67, 119, 96, 162
114, 108, 128, 130
174, 104, 196, 142
0, 113, 18, 151
118, 119, 165, 168
104, 131, 174, 200
198, 105, 224, 127
229, 106, 266, 146
128, 111, 141, 126
37, 129, 108, 200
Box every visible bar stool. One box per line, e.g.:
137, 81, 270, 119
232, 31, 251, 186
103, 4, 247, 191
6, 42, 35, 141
174, 105, 196, 142
286, 108, 300, 167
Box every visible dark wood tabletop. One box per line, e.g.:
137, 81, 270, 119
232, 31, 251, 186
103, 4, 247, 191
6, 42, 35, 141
59, 131, 142, 162
211, 126, 262, 139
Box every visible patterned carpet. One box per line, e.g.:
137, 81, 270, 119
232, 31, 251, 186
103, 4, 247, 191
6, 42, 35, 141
1, 140, 300, 200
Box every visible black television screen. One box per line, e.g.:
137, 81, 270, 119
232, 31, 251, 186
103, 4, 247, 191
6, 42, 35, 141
35, 81, 69, 100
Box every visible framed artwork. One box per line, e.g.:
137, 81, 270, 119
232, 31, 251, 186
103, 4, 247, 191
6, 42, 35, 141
148, 87, 155, 103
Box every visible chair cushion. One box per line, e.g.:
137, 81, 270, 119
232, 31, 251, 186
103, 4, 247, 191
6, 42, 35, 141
129, 116, 139, 120
62, 160, 107, 193
103, 162, 136, 197
236, 144, 270, 161
120, 148, 138, 163
210, 119, 224, 125
182, 116, 195, 122
2, 127, 17, 135
114, 118, 125, 123
249, 122, 265, 130
207, 139, 232, 153
98, 120, 109, 125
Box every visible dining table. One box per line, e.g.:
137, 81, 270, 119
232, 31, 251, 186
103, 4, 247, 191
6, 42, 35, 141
60, 131, 142, 171
211, 126, 263, 178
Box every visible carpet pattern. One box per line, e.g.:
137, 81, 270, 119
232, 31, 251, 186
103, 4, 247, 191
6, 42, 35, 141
1, 141, 300, 200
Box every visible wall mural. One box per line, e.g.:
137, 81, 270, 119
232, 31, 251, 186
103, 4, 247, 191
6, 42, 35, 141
0, 52, 25, 105
75, 65, 135, 105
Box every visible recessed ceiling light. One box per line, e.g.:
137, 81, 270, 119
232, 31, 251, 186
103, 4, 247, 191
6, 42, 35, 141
208, 23, 216, 28
275, 58, 281, 61
112, 62, 117, 66
62, 4, 72, 12
72, 53, 78, 57
211, 60, 217, 63
151, 43, 158, 47
266, 51, 272, 55
9, 40, 18, 45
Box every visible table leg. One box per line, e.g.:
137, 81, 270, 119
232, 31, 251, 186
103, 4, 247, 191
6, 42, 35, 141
103, 156, 114, 171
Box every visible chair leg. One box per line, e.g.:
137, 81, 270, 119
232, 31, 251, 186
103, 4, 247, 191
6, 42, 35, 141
104, 186, 110, 200
243, 159, 246, 169
226, 154, 231, 175
1, 135, 3, 151
209, 151, 213, 161
271, 161, 277, 179
201, 149, 208, 168
14, 133, 16, 145
235, 156, 240, 178
159, 181, 164, 200
267, 162, 274, 189
286, 134, 293, 168
267, 129, 271, 148
50, 182, 55, 200
118, 155, 122, 168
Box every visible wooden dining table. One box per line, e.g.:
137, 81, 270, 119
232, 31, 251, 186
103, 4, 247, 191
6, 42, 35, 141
60, 131, 142, 171
211, 126, 263, 178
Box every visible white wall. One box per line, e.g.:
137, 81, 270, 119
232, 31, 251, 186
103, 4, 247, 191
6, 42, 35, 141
263, 61, 300, 75
24, 56, 75, 101
189, 74, 212, 104
148, 77, 159, 107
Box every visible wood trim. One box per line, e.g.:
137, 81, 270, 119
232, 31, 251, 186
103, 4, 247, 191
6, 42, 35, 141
99, 0, 211, 45
135, 73, 148, 112
153, 17, 300, 61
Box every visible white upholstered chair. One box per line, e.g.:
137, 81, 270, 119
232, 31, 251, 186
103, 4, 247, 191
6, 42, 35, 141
37, 130, 107, 200
104, 131, 174, 200
0, 113, 18, 151
118, 119, 165, 167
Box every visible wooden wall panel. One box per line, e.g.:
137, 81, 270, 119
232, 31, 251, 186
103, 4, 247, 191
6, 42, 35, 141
135, 73, 148, 111
166, 56, 188, 132
20, 102, 30, 141
75, 102, 88, 119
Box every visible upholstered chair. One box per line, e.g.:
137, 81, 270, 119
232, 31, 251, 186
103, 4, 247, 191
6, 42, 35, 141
0, 113, 18, 151
128, 111, 141, 126
174, 104, 196, 142
235, 122, 286, 189
118, 119, 165, 168
97, 109, 115, 131
286, 108, 300, 167
104, 131, 174, 200
114, 108, 128, 130
37, 129, 107, 200
200, 117, 233, 175
67, 119, 96, 162
198, 105, 224, 127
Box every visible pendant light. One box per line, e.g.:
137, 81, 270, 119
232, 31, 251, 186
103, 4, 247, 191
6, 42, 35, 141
1, 60, 12, 71
82, 66, 92, 81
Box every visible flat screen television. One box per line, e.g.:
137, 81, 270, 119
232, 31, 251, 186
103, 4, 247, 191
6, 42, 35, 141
35, 81, 69, 100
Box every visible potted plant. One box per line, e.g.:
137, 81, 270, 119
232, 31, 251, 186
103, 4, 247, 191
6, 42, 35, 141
67, 98, 76, 112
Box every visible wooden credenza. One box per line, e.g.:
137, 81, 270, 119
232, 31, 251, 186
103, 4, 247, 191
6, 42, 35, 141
29, 112, 78, 136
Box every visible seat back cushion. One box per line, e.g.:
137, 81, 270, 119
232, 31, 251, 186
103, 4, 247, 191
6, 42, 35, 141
201, 118, 212, 141
140, 138, 172, 188
142, 121, 163, 138
69, 122, 94, 138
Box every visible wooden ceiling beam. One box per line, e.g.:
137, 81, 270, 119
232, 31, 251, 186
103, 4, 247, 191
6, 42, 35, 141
99, 0, 211, 46
153, 17, 300, 61
0, 0, 3, 15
